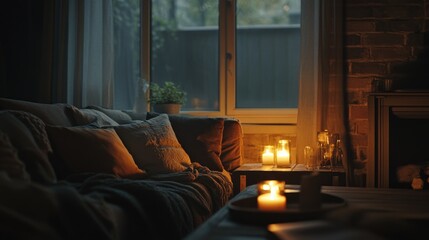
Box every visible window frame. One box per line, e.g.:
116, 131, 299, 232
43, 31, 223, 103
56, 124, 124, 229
142, 0, 299, 127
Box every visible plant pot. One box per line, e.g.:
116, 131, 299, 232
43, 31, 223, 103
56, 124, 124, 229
153, 103, 181, 114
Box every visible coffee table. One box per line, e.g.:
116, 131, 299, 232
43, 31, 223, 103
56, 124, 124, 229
185, 184, 429, 240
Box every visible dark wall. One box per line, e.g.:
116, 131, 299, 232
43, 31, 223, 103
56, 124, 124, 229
344, 0, 429, 185
0, 0, 55, 103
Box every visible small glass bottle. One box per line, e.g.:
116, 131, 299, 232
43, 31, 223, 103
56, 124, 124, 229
317, 130, 330, 169
331, 139, 344, 169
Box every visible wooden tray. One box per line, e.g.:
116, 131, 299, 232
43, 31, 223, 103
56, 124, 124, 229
228, 192, 346, 225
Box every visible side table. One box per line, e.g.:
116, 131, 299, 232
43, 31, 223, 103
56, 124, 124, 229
232, 163, 345, 195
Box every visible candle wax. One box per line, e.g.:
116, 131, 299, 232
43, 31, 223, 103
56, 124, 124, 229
276, 150, 290, 167
257, 192, 286, 211
262, 152, 274, 165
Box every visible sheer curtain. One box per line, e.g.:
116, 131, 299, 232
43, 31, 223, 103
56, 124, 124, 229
67, 0, 114, 108
296, 0, 353, 185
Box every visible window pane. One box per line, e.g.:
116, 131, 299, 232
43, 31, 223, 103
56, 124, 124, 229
151, 0, 219, 111
236, 0, 300, 108
113, 0, 141, 109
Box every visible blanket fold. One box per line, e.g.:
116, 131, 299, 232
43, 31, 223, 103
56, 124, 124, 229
0, 162, 233, 240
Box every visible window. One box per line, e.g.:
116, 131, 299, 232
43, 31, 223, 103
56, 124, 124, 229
147, 0, 301, 125
67, 0, 301, 126
65, 0, 343, 164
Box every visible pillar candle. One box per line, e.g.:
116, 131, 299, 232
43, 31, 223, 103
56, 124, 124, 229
257, 186, 286, 211
276, 149, 290, 167
262, 146, 275, 165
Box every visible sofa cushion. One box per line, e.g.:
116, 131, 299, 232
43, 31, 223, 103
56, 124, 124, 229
46, 126, 145, 179
113, 114, 191, 175
0, 111, 57, 184
86, 105, 133, 124
123, 110, 147, 121
65, 106, 119, 127
0, 131, 31, 181
146, 112, 225, 172
221, 119, 243, 171
0, 98, 73, 126
8, 110, 53, 153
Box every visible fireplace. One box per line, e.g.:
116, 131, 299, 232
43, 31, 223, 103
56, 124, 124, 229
368, 91, 429, 188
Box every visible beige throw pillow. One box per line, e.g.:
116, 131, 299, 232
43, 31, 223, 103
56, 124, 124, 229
113, 114, 191, 175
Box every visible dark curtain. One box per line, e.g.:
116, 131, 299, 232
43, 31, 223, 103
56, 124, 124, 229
0, 0, 55, 103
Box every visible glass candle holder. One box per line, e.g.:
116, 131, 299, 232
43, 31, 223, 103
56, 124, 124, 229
257, 180, 286, 211
276, 139, 291, 168
304, 146, 316, 170
261, 145, 275, 165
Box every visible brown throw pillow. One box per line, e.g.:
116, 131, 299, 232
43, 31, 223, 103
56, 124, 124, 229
220, 119, 243, 171
146, 112, 225, 171
46, 126, 145, 178
113, 114, 191, 175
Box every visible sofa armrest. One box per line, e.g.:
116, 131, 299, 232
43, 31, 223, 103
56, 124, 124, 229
221, 119, 243, 172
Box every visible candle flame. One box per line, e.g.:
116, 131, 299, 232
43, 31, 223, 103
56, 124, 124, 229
270, 185, 280, 196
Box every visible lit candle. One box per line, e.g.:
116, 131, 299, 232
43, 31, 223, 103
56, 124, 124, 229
276, 140, 291, 167
257, 185, 286, 211
276, 149, 290, 167
262, 145, 274, 165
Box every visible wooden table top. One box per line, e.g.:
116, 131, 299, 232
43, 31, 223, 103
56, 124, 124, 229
185, 185, 429, 240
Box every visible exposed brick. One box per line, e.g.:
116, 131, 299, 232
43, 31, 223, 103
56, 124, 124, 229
346, 47, 370, 59
346, 34, 362, 45
347, 77, 373, 89
390, 60, 418, 74
350, 62, 387, 75
349, 122, 357, 133
346, 21, 375, 32
407, 33, 425, 46
345, 0, 423, 8
375, 20, 424, 32
343, 0, 429, 182
345, 0, 372, 5
350, 105, 368, 119
371, 47, 411, 60
346, 6, 374, 19
373, 6, 424, 18
355, 119, 369, 135
348, 90, 369, 104
350, 134, 368, 147
384, 0, 422, 4
364, 33, 404, 46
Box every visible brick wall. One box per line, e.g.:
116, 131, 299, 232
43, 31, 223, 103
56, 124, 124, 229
242, 0, 429, 186
345, 0, 429, 184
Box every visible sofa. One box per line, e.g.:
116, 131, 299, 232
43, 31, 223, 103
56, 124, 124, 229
0, 97, 243, 239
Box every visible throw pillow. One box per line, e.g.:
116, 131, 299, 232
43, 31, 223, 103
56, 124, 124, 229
146, 112, 225, 171
0, 111, 57, 184
8, 110, 53, 153
0, 98, 74, 126
45, 126, 145, 178
0, 131, 31, 181
65, 105, 119, 127
113, 114, 191, 175
220, 119, 243, 171
122, 110, 147, 121
86, 105, 133, 124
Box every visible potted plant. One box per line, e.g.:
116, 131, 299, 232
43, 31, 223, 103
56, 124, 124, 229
148, 81, 187, 114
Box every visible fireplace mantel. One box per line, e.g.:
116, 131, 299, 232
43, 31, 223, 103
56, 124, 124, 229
367, 91, 429, 188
